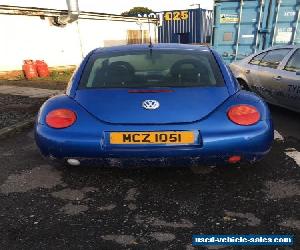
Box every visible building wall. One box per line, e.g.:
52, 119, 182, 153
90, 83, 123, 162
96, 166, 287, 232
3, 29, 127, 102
0, 14, 157, 71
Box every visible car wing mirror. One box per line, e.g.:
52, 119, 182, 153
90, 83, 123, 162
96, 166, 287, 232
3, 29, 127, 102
296, 71, 300, 76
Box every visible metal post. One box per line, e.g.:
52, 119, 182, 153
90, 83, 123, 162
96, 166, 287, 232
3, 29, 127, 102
271, 0, 281, 46
255, 0, 264, 53
235, 0, 244, 61
211, 3, 220, 48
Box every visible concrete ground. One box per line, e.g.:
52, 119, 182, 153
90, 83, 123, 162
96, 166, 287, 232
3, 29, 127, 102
0, 85, 63, 98
0, 105, 299, 250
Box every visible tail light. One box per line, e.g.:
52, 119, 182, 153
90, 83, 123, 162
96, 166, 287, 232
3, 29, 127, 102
227, 105, 260, 126
46, 109, 76, 128
228, 155, 241, 164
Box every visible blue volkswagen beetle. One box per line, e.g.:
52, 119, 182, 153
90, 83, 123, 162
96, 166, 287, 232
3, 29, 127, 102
35, 44, 273, 166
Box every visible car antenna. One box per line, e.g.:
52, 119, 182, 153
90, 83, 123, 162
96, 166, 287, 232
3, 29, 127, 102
147, 15, 153, 52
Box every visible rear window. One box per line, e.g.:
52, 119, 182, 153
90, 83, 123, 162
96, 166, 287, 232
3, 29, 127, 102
79, 49, 224, 88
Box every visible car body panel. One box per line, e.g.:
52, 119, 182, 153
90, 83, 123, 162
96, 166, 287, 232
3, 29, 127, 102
66, 49, 97, 98
210, 49, 240, 95
230, 45, 300, 112
74, 87, 230, 124
275, 49, 300, 110
35, 44, 273, 165
35, 91, 273, 162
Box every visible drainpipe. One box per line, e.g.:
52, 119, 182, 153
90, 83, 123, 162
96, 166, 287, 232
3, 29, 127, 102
53, 0, 80, 26
50, 0, 83, 59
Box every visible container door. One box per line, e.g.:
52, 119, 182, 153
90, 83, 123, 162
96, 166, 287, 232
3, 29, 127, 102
254, 48, 293, 104
212, 0, 262, 64
270, 0, 300, 47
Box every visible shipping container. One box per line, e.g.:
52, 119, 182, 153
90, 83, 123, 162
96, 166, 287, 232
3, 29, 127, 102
212, 0, 300, 63
156, 8, 213, 44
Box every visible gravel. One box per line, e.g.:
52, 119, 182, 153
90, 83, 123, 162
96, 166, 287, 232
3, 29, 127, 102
0, 94, 46, 129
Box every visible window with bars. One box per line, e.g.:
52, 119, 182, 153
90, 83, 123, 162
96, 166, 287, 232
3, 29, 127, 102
127, 30, 150, 44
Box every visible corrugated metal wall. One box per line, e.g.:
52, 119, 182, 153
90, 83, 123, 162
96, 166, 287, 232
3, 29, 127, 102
212, 0, 300, 63
157, 8, 213, 44
271, 0, 300, 47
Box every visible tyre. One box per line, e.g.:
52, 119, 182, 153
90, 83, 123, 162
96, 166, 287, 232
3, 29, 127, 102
238, 79, 250, 91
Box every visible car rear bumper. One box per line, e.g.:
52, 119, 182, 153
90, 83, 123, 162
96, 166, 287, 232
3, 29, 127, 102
35, 119, 274, 165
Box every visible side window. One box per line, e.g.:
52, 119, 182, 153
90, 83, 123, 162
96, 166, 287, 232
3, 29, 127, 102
249, 52, 266, 65
284, 49, 300, 72
259, 49, 291, 69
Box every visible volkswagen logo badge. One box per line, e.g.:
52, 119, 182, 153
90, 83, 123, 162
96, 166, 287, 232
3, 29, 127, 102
142, 100, 160, 110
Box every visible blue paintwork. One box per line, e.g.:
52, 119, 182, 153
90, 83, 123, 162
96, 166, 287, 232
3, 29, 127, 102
211, 49, 240, 95
74, 87, 229, 124
66, 49, 97, 98
35, 44, 273, 165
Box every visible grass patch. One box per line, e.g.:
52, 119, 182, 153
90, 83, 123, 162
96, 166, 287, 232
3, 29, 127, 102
0, 67, 76, 90
49, 69, 74, 82
30, 68, 75, 83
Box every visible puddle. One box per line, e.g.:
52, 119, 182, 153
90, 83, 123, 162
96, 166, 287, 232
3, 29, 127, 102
264, 180, 300, 199
60, 203, 88, 215
278, 219, 300, 230
135, 215, 193, 229
102, 235, 137, 245
124, 188, 139, 201
128, 203, 137, 210
224, 211, 261, 226
51, 187, 98, 201
98, 204, 116, 211
149, 232, 175, 242
0, 165, 63, 194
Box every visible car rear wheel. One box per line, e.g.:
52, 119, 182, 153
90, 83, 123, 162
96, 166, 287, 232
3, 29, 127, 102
237, 79, 250, 91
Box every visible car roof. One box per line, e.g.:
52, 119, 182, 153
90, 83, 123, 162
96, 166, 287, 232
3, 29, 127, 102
231, 44, 300, 64
93, 43, 210, 54
262, 44, 300, 51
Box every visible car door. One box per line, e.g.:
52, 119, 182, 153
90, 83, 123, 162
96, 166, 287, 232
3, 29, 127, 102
243, 52, 268, 94
278, 48, 300, 111
254, 48, 293, 104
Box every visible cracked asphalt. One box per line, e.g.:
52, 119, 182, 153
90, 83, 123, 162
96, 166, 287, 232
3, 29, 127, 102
0, 105, 299, 250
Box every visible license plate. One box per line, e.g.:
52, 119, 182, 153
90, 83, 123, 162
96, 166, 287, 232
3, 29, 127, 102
110, 131, 195, 145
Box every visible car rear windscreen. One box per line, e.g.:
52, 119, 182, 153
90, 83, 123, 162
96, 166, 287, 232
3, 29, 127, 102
79, 48, 225, 88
